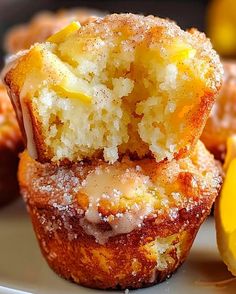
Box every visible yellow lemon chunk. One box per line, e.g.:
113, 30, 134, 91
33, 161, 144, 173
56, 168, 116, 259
47, 21, 81, 44
169, 41, 196, 62
53, 83, 92, 104
224, 135, 236, 171
215, 158, 236, 276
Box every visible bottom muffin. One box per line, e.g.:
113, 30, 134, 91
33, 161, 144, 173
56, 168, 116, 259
18, 141, 221, 289
0, 82, 23, 206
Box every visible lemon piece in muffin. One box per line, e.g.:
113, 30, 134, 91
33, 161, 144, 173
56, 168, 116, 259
47, 21, 81, 44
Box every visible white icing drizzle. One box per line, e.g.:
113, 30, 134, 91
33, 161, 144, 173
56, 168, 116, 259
78, 165, 154, 244
20, 97, 38, 159
1, 49, 38, 159
20, 80, 38, 159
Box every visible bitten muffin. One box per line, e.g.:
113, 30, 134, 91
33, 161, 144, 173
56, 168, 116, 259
0, 82, 23, 205
4, 13, 223, 165
201, 60, 236, 161
18, 141, 221, 289
4, 8, 104, 54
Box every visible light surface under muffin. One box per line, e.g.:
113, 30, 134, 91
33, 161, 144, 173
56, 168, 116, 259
201, 60, 236, 161
4, 13, 223, 164
18, 141, 221, 289
4, 8, 104, 54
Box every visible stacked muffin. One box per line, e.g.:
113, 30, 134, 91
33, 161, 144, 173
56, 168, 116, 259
0, 8, 103, 205
3, 14, 223, 289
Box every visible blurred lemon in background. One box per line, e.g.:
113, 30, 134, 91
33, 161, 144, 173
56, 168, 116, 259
208, 0, 236, 56
215, 136, 236, 276
209, 0, 236, 277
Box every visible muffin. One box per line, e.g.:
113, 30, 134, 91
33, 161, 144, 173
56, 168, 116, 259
201, 60, 236, 161
4, 13, 222, 289
4, 13, 223, 164
4, 8, 104, 54
0, 82, 23, 205
18, 141, 221, 289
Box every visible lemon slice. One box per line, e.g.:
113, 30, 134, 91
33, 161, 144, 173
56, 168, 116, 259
47, 21, 81, 44
224, 135, 236, 171
169, 41, 196, 62
52, 84, 91, 104
215, 136, 236, 276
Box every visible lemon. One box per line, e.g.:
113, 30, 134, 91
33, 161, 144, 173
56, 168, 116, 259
215, 136, 236, 276
169, 40, 196, 63
224, 135, 236, 171
207, 0, 236, 56
52, 84, 92, 104
47, 21, 81, 44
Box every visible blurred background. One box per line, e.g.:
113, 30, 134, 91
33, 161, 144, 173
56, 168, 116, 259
0, 0, 213, 66
0, 0, 235, 65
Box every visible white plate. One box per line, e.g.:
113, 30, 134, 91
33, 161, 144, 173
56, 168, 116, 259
0, 199, 235, 294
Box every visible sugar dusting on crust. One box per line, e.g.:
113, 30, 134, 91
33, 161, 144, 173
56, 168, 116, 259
19, 141, 222, 244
